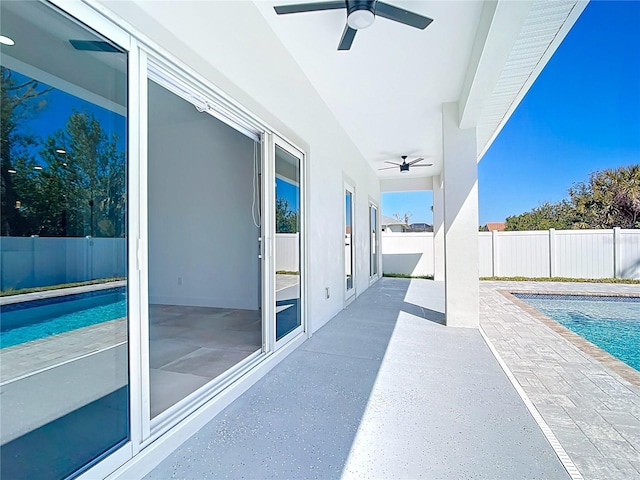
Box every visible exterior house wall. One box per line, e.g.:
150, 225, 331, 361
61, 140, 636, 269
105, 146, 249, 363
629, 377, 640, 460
98, 0, 381, 333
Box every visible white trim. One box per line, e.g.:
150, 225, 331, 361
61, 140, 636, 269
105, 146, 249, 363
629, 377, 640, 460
134, 44, 152, 447
479, 327, 584, 480
263, 133, 276, 354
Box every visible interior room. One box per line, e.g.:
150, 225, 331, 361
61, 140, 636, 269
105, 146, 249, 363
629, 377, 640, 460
147, 80, 262, 418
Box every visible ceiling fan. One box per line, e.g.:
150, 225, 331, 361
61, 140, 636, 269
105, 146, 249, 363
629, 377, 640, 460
273, 1, 433, 50
378, 156, 432, 173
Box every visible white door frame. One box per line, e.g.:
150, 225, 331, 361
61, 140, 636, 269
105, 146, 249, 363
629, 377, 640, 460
344, 181, 356, 303
271, 134, 307, 349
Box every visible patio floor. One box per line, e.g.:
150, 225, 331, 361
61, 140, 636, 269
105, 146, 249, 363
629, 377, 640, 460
145, 277, 572, 479
480, 281, 640, 480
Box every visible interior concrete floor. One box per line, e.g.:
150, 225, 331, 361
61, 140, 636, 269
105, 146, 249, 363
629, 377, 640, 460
149, 305, 261, 418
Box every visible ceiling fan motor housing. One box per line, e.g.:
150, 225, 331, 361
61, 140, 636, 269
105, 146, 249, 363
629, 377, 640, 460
347, 0, 376, 29
400, 163, 410, 172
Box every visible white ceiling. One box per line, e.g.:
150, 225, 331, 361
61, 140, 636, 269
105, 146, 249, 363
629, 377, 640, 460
254, 0, 585, 185
254, 1, 484, 181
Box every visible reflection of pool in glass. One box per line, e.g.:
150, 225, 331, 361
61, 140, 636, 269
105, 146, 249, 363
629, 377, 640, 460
1, 288, 126, 349
514, 293, 640, 371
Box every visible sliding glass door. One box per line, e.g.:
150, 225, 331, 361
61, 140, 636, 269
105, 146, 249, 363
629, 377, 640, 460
273, 140, 303, 342
345, 183, 355, 301
0, 2, 130, 478
370, 203, 378, 279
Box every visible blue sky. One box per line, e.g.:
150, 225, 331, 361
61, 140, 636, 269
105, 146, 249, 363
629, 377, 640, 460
383, 0, 640, 226
12, 71, 126, 162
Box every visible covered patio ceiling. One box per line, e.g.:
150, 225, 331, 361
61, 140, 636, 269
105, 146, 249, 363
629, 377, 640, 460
255, 0, 588, 189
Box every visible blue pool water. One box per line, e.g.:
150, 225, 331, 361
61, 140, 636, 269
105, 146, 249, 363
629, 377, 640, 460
514, 293, 640, 371
0, 288, 126, 349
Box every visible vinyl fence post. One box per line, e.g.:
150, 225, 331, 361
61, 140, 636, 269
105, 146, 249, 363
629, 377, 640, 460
491, 229, 498, 277
613, 227, 621, 278
549, 228, 556, 278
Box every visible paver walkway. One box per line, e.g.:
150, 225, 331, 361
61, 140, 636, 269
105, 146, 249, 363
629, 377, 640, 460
146, 278, 568, 479
480, 281, 640, 480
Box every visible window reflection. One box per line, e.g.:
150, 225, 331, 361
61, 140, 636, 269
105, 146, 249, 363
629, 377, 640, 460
275, 146, 301, 340
0, 2, 129, 478
346, 189, 353, 291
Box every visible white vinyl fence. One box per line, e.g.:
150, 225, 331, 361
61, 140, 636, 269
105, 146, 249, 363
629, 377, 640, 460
381, 232, 435, 277
1, 236, 126, 291
383, 228, 640, 280
275, 233, 300, 273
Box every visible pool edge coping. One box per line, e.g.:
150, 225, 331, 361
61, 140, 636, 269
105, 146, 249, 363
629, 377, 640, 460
498, 289, 640, 389
478, 325, 584, 480
0, 280, 127, 306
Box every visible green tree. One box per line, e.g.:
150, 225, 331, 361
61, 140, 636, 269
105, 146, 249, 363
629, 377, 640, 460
9, 110, 126, 237
0, 67, 51, 235
276, 197, 299, 233
569, 165, 640, 228
505, 200, 576, 231
505, 165, 640, 231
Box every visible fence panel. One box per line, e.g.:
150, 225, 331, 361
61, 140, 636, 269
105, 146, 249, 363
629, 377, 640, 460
497, 231, 550, 278
381, 232, 434, 277
478, 233, 493, 277
275, 233, 300, 273
382, 228, 640, 280
555, 230, 614, 279
619, 229, 640, 279
0, 237, 126, 291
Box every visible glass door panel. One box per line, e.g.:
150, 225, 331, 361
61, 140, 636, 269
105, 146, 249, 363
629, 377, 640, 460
274, 144, 302, 341
345, 186, 355, 297
0, 2, 129, 478
370, 204, 378, 277
147, 78, 263, 419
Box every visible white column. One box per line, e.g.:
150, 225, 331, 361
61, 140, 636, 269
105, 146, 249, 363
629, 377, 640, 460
432, 174, 445, 281
442, 102, 479, 328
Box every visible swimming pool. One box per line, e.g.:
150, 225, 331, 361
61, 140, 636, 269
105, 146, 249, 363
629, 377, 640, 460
514, 293, 640, 371
1, 287, 126, 349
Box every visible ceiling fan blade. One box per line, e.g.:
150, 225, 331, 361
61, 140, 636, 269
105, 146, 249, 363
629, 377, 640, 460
338, 25, 357, 50
407, 157, 424, 165
374, 2, 434, 29
410, 164, 433, 167
274, 1, 345, 15
69, 40, 124, 53
377, 166, 398, 170
384, 161, 402, 166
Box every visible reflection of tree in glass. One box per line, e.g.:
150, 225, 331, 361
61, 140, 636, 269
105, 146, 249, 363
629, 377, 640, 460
276, 197, 299, 233
1, 67, 126, 237
1, 67, 51, 235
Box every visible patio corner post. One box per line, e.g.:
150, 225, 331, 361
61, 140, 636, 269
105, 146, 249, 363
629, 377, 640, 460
442, 102, 479, 328
433, 174, 445, 281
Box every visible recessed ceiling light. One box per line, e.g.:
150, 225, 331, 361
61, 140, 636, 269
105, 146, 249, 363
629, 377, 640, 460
34, 166, 43, 170
56, 148, 66, 154
7, 169, 17, 174
0, 35, 15, 46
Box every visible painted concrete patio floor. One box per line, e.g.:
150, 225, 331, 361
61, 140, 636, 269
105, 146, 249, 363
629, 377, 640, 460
480, 280, 640, 480
145, 278, 570, 479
